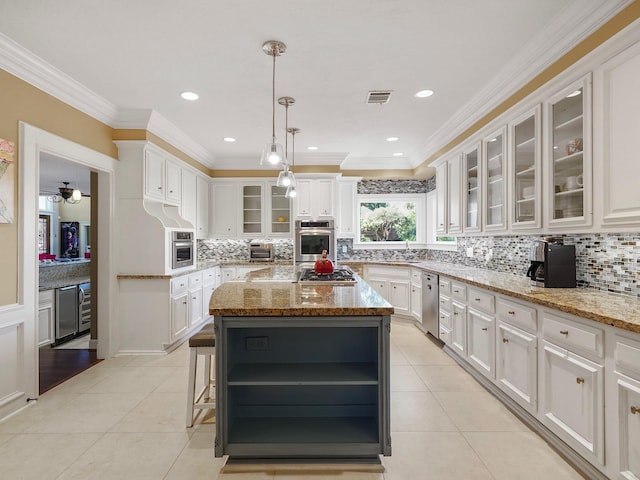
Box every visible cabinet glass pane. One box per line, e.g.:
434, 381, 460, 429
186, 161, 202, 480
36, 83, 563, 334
485, 134, 504, 226
465, 148, 479, 229
271, 185, 291, 234
513, 114, 536, 224
552, 88, 584, 220
243, 185, 262, 234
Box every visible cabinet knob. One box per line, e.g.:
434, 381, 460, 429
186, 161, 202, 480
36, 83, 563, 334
453, 312, 458, 316
576, 377, 585, 384
454, 289, 459, 293
508, 311, 515, 315
474, 297, 481, 302
182, 301, 187, 305
192, 296, 197, 300
560, 330, 569, 335
631, 406, 640, 415
158, 186, 162, 190
502, 338, 509, 343
481, 327, 488, 331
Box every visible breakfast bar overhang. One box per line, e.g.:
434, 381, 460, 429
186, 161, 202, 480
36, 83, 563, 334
208, 266, 393, 460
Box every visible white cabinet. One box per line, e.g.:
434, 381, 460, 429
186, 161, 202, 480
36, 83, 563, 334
268, 184, 291, 235
181, 168, 197, 228
196, 175, 209, 238
38, 289, 55, 347
389, 280, 410, 316
202, 266, 221, 321
540, 311, 604, 465
365, 265, 411, 317
242, 183, 264, 236
295, 178, 335, 219
594, 41, 640, 228
144, 147, 181, 205
170, 276, 189, 341
509, 105, 542, 230
545, 74, 592, 229
450, 300, 466, 356
435, 155, 462, 234
496, 297, 538, 413
462, 142, 481, 232
188, 272, 203, 327
410, 269, 422, 321
467, 308, 495, 379
211, 182, 238, 237
337, 177, 359, 237
483, 126, 507, 231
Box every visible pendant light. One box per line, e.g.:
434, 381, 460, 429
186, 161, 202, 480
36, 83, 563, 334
277, 96, 295, 187
285, 127, 300, 198
260, 40, 286, 167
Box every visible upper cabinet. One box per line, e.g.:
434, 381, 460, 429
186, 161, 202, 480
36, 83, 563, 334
336, 177, 359, 237
144, 147, 181, 206
269, 185, 291, 235
545, 74, 592, 229
295, 177, 335, 219
594, 40, 640, 228
211, 181, 238, 237
509, 105, 542, 230
242, 184, 264, 236
482, 127, 507, 232
435, 154, 462, 234
463, 142, 481, 233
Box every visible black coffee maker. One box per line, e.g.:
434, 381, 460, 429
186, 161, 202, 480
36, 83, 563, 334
527, 239, 576, 288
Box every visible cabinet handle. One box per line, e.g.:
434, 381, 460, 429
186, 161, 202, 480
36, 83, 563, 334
453, 312, 458, 316
631, 406, 640, 415
474, 297, 481, 302
454, 289, 459, 293
192, 296, 197, 300
508, 311, 515, 315
576, 377, 585, 384
502, 338, 509, 343
182, 301, 187, 305
560, 330, 569, 335
481, 327, 488, 331
158, 186, 162, 190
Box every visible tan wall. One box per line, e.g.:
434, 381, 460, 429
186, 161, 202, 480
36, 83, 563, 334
0, 69, 116, 306
59, 198, 91, 223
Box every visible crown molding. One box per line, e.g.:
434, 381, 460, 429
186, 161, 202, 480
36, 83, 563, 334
0, 32, 118, 124
416, 0, 633, 167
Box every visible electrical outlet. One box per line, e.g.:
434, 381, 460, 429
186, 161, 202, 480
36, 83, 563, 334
342, 245, 347, 254
245, 336, 269, 351
486, 249, 493, 261
466, 247, 473, 258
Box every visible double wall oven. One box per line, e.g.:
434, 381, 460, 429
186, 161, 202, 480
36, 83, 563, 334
295, 220, 336, 263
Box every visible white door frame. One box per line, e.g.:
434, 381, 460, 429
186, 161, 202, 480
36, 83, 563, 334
19, 122, 117, 399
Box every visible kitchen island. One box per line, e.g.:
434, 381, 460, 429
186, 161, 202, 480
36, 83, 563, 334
208, 265, 393, 460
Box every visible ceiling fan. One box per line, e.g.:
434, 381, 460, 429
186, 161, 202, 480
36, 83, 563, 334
42, 181, 90, 204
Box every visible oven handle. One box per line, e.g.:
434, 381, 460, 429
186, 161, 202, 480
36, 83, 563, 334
173, 241, 193, 247
296, 228, 334, 235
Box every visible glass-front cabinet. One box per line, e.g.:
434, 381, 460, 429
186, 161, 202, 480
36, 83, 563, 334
270, 185, 291, 235
546, 75, 592, 228
242, 184, 263, 235
463, 142, 481, 233
483, 127, 507, 231
510, 105, 541, 229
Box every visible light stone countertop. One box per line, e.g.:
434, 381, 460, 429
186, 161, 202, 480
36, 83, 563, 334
208, 265, 393, 317
342, 260, 640, 334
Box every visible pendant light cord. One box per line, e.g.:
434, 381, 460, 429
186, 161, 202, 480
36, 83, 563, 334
271, 53, 276, 139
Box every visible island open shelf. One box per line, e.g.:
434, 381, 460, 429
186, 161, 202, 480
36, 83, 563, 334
214, 316, 391, 459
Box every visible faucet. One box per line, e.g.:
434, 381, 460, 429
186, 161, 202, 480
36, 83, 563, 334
404, 241, 414, 259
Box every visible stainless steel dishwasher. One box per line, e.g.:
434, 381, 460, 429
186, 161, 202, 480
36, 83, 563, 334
421, 272, 439, 338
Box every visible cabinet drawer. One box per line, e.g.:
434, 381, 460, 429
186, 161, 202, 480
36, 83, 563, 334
171, 277, 189, 296
542, 312, 603, 358
439, 325, 452, 345
439, 310, 451, 330
367, 266, 409, 279
439, 277, 451, 296
410, 269, 422, 285
439, 295, 451, 313
188, 272, 203, 290
38, 289, 55, 307
451, 282, 467, 301
615, 335, 640, 378
202, 268, 219, 286
496, 298, 537, 333
468, 288, 495, 314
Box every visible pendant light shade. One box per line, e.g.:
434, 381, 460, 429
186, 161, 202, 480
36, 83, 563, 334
285, 127, 300, 199
260, 40, 286, 167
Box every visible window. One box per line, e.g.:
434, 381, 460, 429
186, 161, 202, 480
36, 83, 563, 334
426, 191, 457, 250
356, 194, 425, 247
38, 214, 51, 254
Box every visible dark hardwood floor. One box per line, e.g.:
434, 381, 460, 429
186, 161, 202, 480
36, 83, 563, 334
39, 347, 102, 394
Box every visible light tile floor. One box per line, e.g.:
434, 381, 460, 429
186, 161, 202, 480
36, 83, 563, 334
0, 320, 584, 479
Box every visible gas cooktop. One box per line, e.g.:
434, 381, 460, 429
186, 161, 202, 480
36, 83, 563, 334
297, 266, 357, 285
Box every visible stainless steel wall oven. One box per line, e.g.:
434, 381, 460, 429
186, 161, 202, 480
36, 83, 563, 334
295, 219, 336, 263
172, 231, 194, 269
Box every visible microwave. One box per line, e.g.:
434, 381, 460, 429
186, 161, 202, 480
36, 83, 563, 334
250, 243, 274, 262
172, 231, 194, 269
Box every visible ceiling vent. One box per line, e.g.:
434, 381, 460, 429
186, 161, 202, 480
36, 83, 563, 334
366, 90, 393, 104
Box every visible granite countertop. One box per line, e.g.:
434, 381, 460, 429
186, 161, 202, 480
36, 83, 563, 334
39, 276, 91, 291
342, 260, 640, 334
117, 260, 293, 280
208, 265, 393, 317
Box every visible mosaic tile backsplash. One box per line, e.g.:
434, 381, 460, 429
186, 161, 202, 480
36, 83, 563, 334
358, 179, 427, 194
198, 238, 293, 262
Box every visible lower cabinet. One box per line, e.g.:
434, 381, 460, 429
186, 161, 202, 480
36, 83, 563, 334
38, 289, 55, 347
614, 374, 640, 479
467, 308, 495, 379
450, 300, 466, 356
365, 266, 412, 318
389, 280, 410, 316
170, 290, 189, 340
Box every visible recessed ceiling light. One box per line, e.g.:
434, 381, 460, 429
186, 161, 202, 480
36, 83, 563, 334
223, 137, 236, 143
180, 91, 199, 101
386, 137, 399, 142
307, 146, 318, 151
414, 89, 434, 98
393, 152, 404, 157
566, 90, 582, 98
